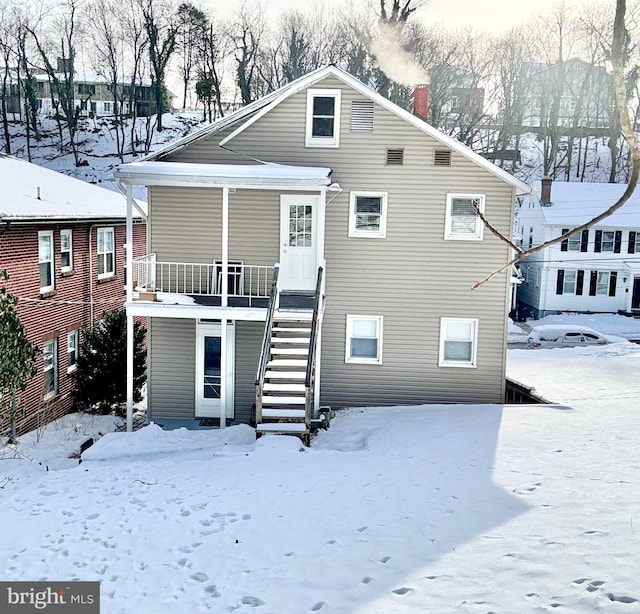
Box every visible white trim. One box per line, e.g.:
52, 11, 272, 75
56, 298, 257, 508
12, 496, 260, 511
97, 226, 115, 279
38, 230, 55, 293
438, 317, 478, 368
444, 193, 485, 241
60, 229, 73, 272
345, 315, 383, 364
305, 88, 341, 148
348, 191, 388, 238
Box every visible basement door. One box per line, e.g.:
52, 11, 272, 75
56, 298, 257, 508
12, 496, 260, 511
280, 195, 319, 291
195, 322, 235, 419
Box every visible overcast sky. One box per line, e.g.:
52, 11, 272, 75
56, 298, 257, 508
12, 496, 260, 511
211, 0, 599, 33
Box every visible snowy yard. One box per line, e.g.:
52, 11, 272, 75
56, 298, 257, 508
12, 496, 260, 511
1, 339, 640, 613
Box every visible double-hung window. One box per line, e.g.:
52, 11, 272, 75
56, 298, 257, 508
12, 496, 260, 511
67, 330, 78, 371
444, 194, 485, 240
596, 271, 610, 295
43, 339, 58, 398
345, 315, 383, 364
439, 318, 478, 367
349, 192, 387, 238
97, 227, 115, 278
38, 231, 54, 293
61, 229, 73, 272
601, 231, 615, 252
306, 89, 341, 147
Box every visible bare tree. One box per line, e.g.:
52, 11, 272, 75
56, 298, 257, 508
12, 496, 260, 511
176, 2, 207, 109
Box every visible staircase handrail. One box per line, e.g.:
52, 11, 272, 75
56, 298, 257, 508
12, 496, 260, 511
256, 264, 280, 387
304, 266, 324, 424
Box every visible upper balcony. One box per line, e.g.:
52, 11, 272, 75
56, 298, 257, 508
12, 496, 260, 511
131, 254, 273, 312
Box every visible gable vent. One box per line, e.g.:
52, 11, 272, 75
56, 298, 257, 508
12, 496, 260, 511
351, 100, 374, 131
434, 149, 452, 167
386, 148, 404, 165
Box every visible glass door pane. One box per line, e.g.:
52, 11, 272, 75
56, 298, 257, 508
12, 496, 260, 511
203, 336, 221, 399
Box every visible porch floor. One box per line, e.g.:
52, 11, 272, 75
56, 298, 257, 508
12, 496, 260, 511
148, 418, 240, 430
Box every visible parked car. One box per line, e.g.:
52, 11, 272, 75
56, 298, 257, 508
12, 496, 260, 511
527, 325, 617, 349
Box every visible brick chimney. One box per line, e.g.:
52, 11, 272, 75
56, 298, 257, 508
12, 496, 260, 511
540, 176, 552, 206
413, 85, 430, 122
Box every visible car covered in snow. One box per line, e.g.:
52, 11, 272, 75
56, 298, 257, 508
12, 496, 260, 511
527, 324, 622, 349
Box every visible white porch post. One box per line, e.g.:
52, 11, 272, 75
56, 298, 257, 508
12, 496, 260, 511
221, 187, 229, 307
125, 183, 134, 432
220, 318, 227, 429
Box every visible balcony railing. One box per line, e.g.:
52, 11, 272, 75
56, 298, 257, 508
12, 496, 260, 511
132, 254, 273, 306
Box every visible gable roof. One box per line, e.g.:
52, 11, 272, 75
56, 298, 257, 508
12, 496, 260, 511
531, 180, 640, 229
146, 65, 530, 195
0, 155, 145, 222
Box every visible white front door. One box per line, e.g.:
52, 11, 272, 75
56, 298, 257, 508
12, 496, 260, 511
195, 322, 235, 419
280, 195, 318, 291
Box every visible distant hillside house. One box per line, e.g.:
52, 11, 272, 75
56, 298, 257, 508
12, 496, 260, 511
0, 155, 147, 437
516, 178, 640, 319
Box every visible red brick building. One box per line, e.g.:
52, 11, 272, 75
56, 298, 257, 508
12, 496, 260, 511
0, 155, 146, 437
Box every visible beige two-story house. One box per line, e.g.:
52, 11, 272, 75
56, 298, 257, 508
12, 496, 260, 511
115, 66, 530, 439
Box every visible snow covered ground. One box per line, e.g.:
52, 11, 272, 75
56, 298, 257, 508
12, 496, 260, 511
1, 344, 639, 613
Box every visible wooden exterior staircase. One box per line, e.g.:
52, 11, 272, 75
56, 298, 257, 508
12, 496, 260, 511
255, 267, 323, 444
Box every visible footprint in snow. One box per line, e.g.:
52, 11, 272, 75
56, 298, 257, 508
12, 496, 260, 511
310, 602, 326, 611
379, 556, 391, 564
607, 594, 638, 604
190, 572, 209, 583
392, 587, 413, 595
204, 585, 220, 598
361, 577, 371, 585
241, 596, 265, 607
582, 530, 608, 537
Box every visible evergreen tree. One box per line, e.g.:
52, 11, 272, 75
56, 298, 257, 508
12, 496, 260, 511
73, 309, 146, 416
0, 270, 39, 443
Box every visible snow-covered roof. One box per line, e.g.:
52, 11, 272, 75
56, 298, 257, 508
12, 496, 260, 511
145, 65, 530, 195
115, 161, 333, 189
532, 180, 640, 228
0, 155, 145, 222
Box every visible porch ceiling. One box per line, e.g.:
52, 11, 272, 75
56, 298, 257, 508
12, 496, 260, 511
114, 161, 334, 190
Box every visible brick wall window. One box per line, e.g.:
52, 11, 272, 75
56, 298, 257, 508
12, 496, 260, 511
61, 229, 73, 271
38, 231, 54, 293
43, 339, 58, 399
97, 227, 115, 278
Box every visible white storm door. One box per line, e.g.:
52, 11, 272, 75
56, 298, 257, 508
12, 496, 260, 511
195, 322, 235, 418
280, 195, 318, 291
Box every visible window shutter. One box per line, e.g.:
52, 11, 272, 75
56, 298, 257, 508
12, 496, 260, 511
386, 148, 404, 165
581, 229, 589, 252
614, 231, 622, 253
589, 271, 597, 296
561, 228, 569, 252
629, 231, 637, 254
350, 100, 374, 131
609, 271, 617, 296
556, 269, 565, 294
594, 230, 602, 252
576, 270, 584, 295
434, 150, 452, 166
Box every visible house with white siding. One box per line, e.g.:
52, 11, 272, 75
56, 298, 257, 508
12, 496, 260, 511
114, 65, 530, 440
516, 178, 640, 319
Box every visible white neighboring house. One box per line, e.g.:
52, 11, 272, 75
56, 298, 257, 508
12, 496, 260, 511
516, 178, 640, 319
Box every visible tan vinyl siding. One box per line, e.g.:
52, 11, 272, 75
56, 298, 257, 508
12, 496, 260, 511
234, 321, 264, 423
149, 74, 518, 409
148, 317, 196, 419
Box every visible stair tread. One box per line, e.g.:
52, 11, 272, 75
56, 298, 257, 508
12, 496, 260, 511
265, 371, 306, 379
271, 337, 311, 344
267, 359, 307, 368
260, 408, 306, 419
272, 327, 311, 334
274, 312, 312, 321
263, 383, 306, 392
256, 423, 308, 433
261, 396, 306, 405
270, 347, 308, 355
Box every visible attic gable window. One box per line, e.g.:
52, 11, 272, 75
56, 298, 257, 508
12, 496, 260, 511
434, 149, 452, 167
386, 148, 404, 165
444, 194, 485, 241
350, 100, 374, 131
306, 88, 341, 148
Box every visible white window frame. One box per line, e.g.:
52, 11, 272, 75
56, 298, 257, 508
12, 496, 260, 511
439, 317, 478, 368
60, 229, 73, 272
97, 227, 115, 279
563, 269, 577, 294
348, 191, 387, 238
67, 330, 78, 372
305, 88, 341, 148
38, 230, 55, 293
601, 230, 615, 252
596, 271, 610, 295
567, 231, 581, 251
43, 339, 58, 399
444, 194, 485, 241
345, 315, 383, 364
